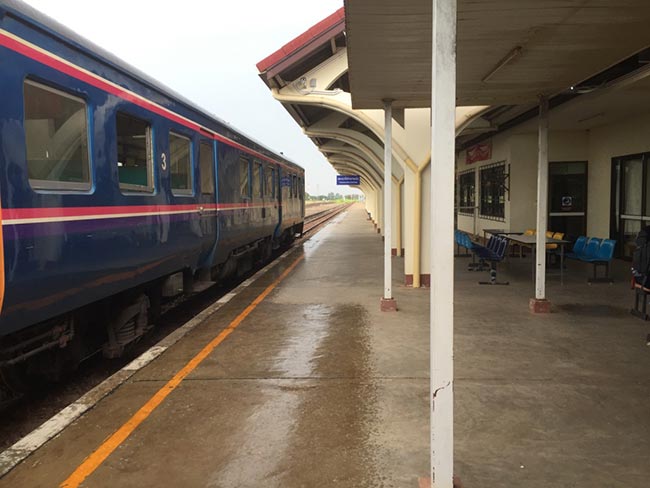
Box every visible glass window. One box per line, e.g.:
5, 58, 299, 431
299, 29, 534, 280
169, 132, 192, 195
199, 142, 214, 196
479, 163, 506, 220
116, 112, 152, 193
458, 171, 475, 214
240, 156, 250, 198
298, 177, 303, 200
254, 162, 263, 198
623, 158, 643, 215
23, 80, 91, 190
266, 166, 275, 198
292, 174, 297, 199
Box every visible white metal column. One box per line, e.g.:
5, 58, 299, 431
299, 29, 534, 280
383, 99, 393, 301
535, 96, 549, 300
431, 0, 456, 486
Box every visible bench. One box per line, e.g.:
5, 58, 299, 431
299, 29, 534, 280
566, 236, 616, 283
472, 236, 509, 285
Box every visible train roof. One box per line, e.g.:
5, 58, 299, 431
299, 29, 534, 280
0, 0, 303, 171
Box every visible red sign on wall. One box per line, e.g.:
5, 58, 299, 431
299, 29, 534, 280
466, 142, 492, 164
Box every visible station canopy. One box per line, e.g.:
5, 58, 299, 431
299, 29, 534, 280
344, 0, 650, 109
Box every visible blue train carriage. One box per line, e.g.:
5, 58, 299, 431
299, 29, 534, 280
0, 0, 304, 381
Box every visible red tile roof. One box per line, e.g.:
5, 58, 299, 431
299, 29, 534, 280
256, 7, 345, 73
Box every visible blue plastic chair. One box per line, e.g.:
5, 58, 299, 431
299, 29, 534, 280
487, 236, 498, 251
580, 238, 616, 283
474, 236, 509, 285
463, 233, 474, 250
581, 237, 602, 260
566, 236, 587, 259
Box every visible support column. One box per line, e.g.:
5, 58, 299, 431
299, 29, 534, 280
430, 0, 456, 486
530, 95, 551, 314
381, 99, 397, 312
395, 178, 403, 257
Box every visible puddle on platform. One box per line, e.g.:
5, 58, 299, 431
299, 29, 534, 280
210, 302, 380, 487
272, 303, 382, 487
273, 304, 331, 377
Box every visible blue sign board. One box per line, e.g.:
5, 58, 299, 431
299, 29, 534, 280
336, 175, 360, 185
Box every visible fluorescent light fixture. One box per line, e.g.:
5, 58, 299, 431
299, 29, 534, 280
482, 46, 523, 83
577, 112, 605, 124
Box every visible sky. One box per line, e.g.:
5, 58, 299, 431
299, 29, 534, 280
22, 0, 359, 196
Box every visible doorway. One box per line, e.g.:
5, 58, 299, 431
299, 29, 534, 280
548, 161, 587, 238
611, 153, 650, 259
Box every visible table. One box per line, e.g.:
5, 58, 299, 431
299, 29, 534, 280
482, 228, 523, 242
506, 234, 571, 284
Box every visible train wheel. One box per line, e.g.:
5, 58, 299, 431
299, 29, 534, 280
103, 294, 150, 359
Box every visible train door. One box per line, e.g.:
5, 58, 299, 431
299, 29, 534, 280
198, 139, 218, 259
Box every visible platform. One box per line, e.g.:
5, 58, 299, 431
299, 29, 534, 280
3, 204, 650, 487
0, 204, 430, 488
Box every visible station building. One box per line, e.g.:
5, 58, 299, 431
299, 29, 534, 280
258, 6, 650, 292
456, 57, 650, 259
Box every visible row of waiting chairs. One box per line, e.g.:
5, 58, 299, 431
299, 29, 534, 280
566, 236, 616, 283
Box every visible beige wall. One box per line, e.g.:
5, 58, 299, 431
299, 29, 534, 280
453, 114, 650, 241
587, 112, 650, 237
509, 131, 589, 232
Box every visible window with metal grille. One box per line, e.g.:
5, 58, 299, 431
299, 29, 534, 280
479, 162, 506, 220
458, 170, 475, 215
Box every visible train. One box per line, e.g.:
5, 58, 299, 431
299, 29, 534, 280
0, 0, 304, 388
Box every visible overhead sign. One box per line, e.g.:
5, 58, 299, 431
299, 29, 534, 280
337, 175, 360, 185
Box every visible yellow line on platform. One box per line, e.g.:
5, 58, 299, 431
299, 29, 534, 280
60, 254, 305, 488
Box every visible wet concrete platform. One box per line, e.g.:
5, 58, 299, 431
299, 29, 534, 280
1, 204, 429, 488
454, 242, 650, 487
4, 204, 650, 487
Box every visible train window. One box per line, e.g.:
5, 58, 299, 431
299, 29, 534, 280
266, 167, 275, 198
299, 177, 303, 200
116, 112, 153, 193
254, 162, 263, 198
239, 156, 250, 198
292, 175, 298, 199
199, 141, 214, 196
23, 80, 91, 191
169, 132, 192, 195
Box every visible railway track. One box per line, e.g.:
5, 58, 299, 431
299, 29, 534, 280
302, 202, 353, 235
0, 203, 353, 451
